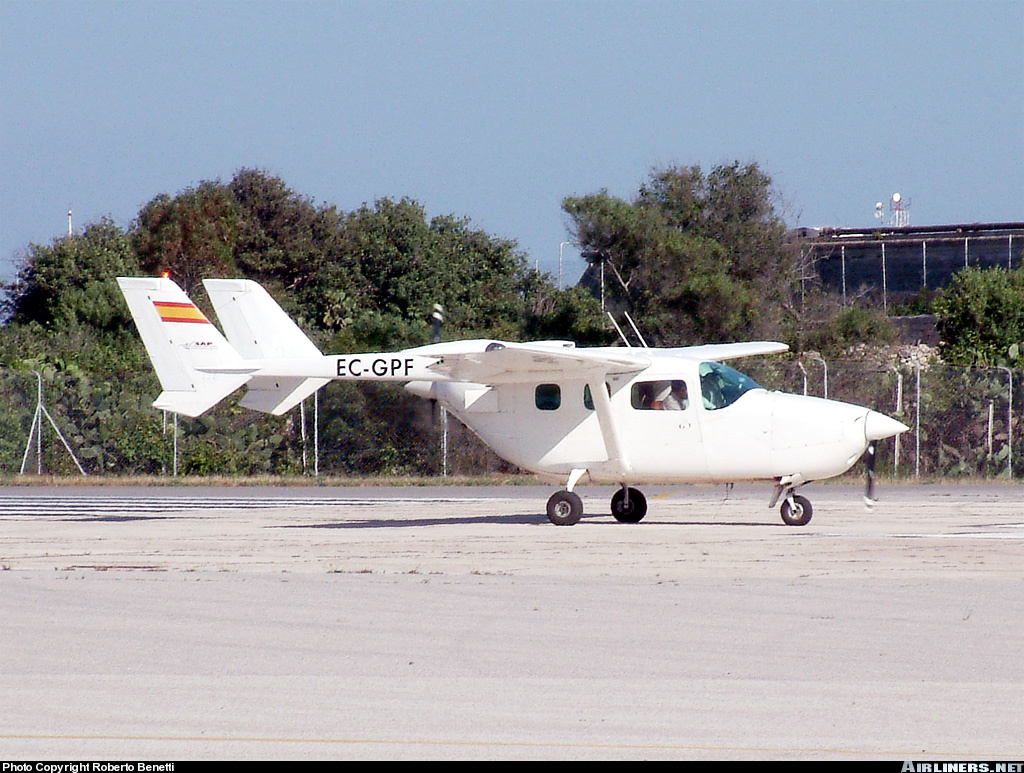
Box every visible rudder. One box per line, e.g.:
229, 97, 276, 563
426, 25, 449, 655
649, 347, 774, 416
203, 278, 328, 415
117, 277, 251, 416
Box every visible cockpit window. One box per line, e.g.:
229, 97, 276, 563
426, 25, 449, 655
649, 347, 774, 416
698, 362, 762, 410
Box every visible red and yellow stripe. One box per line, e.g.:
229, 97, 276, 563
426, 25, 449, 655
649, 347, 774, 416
153, 300, 210, 324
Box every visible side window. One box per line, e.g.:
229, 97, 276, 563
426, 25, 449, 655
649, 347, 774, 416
583, 383, 611, 410
535, 383, 561, 411
631, 380, 688, 410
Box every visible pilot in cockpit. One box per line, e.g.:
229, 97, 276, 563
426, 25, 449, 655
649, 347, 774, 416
662, 380, 689, 410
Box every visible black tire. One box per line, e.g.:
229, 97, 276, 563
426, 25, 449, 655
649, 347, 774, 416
611, 487, 648, 523
547, 490, 583, 526
780, 494, 812, 526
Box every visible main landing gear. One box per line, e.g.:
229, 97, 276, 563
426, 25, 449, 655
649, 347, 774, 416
611, 487, 647, 523
545, 485, 649, 526
546, 490, 583, 526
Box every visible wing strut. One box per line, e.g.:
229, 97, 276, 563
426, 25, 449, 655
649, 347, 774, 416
587, 373, 631, 477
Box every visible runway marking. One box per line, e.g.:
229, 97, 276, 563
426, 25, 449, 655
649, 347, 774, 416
0, 495, 505, 518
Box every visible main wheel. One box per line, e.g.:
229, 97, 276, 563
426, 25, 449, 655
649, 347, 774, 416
547, 490, 583, 526
611, 487, 648, 523
780, 494, 812, 526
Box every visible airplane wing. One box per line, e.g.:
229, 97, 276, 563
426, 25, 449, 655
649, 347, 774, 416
404, 340, 652, 384
661, 341, 789, 361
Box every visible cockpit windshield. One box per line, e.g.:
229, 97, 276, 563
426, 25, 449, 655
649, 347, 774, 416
698, 362, 763, 410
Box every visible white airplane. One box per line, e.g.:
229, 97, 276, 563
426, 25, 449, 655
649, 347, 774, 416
118, 276, 909, 526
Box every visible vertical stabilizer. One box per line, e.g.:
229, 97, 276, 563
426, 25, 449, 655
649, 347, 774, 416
203, 278, 328, 414
117, 277, 251, 416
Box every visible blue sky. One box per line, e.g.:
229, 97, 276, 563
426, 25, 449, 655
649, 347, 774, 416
2, 0, 1022, 285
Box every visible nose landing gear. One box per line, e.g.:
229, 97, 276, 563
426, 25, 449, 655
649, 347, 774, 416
770, 476, 813, 526
779, 493, 813, 526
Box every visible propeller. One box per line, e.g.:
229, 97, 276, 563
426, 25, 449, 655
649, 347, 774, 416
863, 440, 878, 510
861, 407, 909, 510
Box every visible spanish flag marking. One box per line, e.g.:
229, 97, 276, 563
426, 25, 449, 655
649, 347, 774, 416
153, 300, 210, 324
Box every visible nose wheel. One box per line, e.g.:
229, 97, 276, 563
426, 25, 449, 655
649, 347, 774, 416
780, 494, 812, 526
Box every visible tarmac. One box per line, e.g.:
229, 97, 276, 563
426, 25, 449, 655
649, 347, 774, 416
1, 482, 1022, 759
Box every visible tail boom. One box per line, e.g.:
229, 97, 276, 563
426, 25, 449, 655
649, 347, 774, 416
120, 276, 449, 417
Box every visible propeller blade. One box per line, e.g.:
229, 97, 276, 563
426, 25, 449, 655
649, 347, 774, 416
863, 440, 878, 509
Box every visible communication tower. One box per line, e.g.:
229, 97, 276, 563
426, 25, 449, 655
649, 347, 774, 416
889, 193, 910, 227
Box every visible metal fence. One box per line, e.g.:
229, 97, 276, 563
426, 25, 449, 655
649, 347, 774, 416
1, 360, 1020, 479
805, 225, 1023, 308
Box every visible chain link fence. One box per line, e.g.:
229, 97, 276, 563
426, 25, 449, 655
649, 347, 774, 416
1, 361, 1020, 480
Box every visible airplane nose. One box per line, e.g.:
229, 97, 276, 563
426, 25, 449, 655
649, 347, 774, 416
864, 410, 909, 441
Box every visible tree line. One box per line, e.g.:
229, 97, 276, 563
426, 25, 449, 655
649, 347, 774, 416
0, 163, 1019, 477
5, 163, 1020, 370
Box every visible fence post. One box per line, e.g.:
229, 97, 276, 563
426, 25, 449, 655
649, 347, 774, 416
988, 401, 995, 461
808, 354, 828, 399
998, 367, 1013, 477
890, 366, 903, 474
301, 399, 308, 473
173, 412, 179, 477
915, 366, 921, 478
442, 406, 449, 478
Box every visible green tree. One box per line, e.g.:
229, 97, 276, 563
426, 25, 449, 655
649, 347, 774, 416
564, 162, 797, 345
330, 197, 539, 349
934, 266, 1024, 366
3, 219, 139, 331
229, 168, 366, 328
133, 181, 242, 295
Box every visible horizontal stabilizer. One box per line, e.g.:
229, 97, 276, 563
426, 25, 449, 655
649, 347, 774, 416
239, 376, 331, 415
153, 386, 248, 417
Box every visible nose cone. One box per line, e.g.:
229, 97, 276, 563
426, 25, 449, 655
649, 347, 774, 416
864, 410, 909, 441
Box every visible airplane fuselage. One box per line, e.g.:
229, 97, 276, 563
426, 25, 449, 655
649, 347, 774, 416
409, 354, 902, 488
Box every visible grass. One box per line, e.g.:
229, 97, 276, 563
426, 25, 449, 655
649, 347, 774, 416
0, 472, 1019, 488
0, 472, 547, 487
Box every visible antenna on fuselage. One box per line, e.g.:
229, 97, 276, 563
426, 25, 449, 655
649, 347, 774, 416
606, 312, 632, 347
624, 312, 649, 348
606, 311, 649, 348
